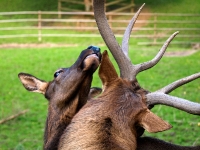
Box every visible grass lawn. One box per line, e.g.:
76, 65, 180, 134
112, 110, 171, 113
0, 44, 199, 149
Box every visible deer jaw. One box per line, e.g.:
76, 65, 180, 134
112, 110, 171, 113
18, 46, 101, 150
58, 51, 171, 150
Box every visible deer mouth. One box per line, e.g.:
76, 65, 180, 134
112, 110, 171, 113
83, 52, 101, 71
85, 53, 99, 59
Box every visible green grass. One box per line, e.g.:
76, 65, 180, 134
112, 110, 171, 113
0, 45, 200, 149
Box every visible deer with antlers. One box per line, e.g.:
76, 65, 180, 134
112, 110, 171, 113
58, 0, 200, 149
18, 46, 102, 150
58, 50, 173, 150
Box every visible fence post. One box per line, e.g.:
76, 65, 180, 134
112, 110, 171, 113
38, 11, 42, 42
58, 0, 61, 18
130, 0, 134, 12
153, 14, 157, 44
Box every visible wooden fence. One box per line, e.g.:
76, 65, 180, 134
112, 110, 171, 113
0, 11, 200, 47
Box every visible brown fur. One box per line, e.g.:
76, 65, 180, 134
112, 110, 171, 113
58, 51, 171, 150
18, 48, 101, 150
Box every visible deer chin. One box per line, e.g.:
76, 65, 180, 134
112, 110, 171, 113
83, 54, 100, 71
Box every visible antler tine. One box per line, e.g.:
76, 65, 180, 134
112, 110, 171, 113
157, 72, 200, 94
122, 3, 145, 58
134, 31, 179, 75
146, 72, 200, 115
146, 93, 200, 115
93, 0, 135, 80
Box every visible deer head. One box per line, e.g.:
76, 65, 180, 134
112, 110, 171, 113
93, 0, 200, 115
18, 46, 101, 150
98, 51, 173, 135
58, 51, 172, 150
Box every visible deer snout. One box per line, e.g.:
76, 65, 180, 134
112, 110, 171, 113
82, 45, 101, 72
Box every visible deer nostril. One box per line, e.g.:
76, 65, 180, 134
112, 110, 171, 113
87, 45, 101, 53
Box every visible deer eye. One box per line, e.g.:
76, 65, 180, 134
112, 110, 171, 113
54, 69, 63, 78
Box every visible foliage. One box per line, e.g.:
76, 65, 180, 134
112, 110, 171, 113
135, 0, 200, 13
1, 0, 200, 13
0, 0, 57, 12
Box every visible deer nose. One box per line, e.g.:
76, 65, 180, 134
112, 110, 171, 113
87, 45, 101, 53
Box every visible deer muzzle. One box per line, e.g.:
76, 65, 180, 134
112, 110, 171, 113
83, 46, 101, 71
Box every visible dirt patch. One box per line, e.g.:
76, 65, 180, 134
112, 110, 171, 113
165, 50, 199, 57
0, 43, 199, 57
134, 7, 152, 28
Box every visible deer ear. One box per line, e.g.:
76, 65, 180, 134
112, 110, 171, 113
139, 110, 172, 133
99, 50, 118, 85
18, 73, 49, 95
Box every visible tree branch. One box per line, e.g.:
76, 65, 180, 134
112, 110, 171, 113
0, 109, 29, 124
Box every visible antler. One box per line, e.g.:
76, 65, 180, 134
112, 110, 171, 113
93, 0, 200, 115
93, 0, 132, 80
93, 0, 178, 81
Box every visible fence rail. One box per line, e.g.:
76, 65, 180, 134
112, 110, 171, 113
0, 11, 200, 46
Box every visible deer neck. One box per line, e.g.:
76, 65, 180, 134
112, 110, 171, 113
44, 74, 93, 150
